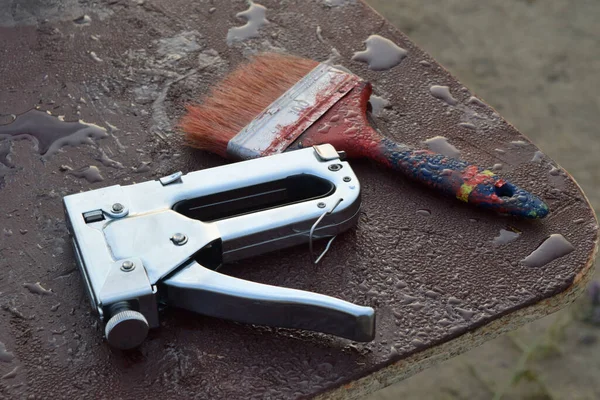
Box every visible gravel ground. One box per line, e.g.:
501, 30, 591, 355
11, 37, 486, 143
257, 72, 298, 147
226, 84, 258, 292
364, 1, 600, 399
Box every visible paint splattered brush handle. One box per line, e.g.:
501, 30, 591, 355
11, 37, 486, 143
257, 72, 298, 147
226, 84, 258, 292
292, 82, 549, 218
373, 137, 549, 218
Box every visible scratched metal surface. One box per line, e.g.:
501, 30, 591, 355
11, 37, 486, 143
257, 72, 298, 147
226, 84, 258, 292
0, 0, 597, 399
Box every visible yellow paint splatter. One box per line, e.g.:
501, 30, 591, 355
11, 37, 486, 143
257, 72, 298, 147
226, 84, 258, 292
457, 183, 475, 202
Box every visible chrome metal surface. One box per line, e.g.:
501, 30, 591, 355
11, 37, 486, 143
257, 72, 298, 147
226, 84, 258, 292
314, 143, 341, 161
121, 260, 135, 271
164, 260, 375, 342
105, 305, 150, 350
159, 171, 183, 186
171, 232, 188, 246
63, 145, 373, 348
227, 64, 361, 159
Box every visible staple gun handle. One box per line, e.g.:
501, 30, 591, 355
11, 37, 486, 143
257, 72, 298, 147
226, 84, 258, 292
163, 261, 375, 342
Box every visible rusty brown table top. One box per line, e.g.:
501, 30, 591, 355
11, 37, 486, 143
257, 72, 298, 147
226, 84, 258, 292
0, 1, 597, 399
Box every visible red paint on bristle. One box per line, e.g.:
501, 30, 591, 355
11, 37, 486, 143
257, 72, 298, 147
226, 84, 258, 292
293, 82, 385, 159
178, 53, 318, 157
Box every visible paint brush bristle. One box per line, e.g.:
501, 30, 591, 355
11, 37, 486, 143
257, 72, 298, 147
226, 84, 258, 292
179, 53, 318, 157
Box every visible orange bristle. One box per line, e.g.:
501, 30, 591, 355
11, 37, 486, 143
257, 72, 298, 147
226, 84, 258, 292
178, 53, 319, 157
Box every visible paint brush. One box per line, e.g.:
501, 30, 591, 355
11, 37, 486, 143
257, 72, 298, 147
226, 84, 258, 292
179, 53, 548, 218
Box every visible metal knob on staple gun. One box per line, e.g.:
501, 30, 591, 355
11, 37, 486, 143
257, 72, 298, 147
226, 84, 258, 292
63, 144, 375, 349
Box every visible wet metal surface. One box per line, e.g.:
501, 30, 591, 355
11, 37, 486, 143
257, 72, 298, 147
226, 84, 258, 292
0, 0, 597, 399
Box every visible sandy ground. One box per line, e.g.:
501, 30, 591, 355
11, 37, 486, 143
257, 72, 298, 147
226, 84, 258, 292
364, 1, 600, 399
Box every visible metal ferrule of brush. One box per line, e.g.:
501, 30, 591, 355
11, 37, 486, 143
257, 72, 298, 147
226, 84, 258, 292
63, 144, 375, 350
227, 63, 361, 160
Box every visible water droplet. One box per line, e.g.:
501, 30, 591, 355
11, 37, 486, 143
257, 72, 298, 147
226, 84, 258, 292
70, 166, 104, 183
226, 2, 269, 45
368, 94, 391, 116
105, 121, 118, 133
416, 209, 431, 217
73, 15, 92, 25
315, 25, 325, 43
396, 280, 407, 289
0, 341, 14, 363
430, 85, 458, 106
458, 122, 476, 130
0, 141, 12, 169
467, 96, 486, 107
351, 35, 408, 71
23, 282, 52, 295
317, 124, 331, 134
455, 307, 475, 321
493, 229, 521, 246
322, 0, 356, 6
423, 136, 460, 158
97, 148, 124, 169
531, 150, 544, 163
133, 161, 152, 173
2, 305, 24, 319
510, 140, 529, 147
0, 109, 108, 160
2, 366, 18, 380
402, 294, 418, 304
448, 297, 462, 305
89, 51, 103, 63
522, 234, 575, 267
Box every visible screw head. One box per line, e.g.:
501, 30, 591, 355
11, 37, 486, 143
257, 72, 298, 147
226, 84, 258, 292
328, 164, 342, 171
343, 176, 351, 182
171, 233, 188, 245
111, 203, 124, 213
121, 260, 135, 271
317, 202, 326, 208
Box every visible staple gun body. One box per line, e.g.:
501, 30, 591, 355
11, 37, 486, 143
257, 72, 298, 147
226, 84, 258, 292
64, 144, 375, 349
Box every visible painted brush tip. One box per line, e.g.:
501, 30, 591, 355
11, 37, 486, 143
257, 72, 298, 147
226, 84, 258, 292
178, 53, 319, 158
